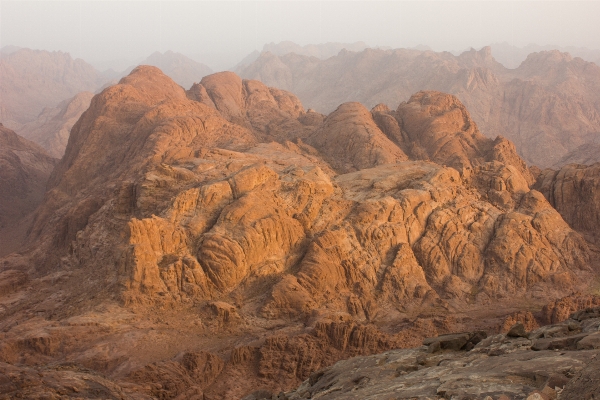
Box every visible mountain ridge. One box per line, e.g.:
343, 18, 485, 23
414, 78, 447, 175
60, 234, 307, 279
236, 46, 600, 168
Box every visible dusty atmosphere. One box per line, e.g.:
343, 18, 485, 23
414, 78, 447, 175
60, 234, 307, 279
1, 1, 600, 399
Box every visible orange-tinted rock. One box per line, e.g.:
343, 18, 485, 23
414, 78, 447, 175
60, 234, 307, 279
374, 92, 533, 185
238, 46, 600, 168
188, 71, 312, 143
540, 294, 600, 325
306, 102, 408, 173
1, 66, 598, 399
501, 311, 540, 333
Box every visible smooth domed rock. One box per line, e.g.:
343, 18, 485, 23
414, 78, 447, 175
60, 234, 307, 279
238, 46, 600, 168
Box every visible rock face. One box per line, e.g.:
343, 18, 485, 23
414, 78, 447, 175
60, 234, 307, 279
187, 71, 311, 142
535, 163, 600, 241
16, 91, 94, 158
0, 126, 57, 256
284, 306, 600, 400
237, 46, 600, 168
0, 48, 108, 130
0, 67, 597, 399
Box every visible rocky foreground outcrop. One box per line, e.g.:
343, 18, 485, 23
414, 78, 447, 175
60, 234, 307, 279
0, 67, 597, 398
280, 306, 600, 400
237, 46, 600, 168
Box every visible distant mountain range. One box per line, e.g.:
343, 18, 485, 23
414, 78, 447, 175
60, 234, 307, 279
3, 42, 600, 168
490, 42, 600, 69
236, 46, 600, 168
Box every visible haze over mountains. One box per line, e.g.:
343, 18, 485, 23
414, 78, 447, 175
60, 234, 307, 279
0, 125, 56, 257
2, 38, 600, 398
0, 48, 216, 158
490, 42, 600, 69
5, 41, 600, 169
0, 48, 109, 130
237, 45, 600, 168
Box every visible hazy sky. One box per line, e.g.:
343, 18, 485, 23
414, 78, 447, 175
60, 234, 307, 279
1, 1, 599, 70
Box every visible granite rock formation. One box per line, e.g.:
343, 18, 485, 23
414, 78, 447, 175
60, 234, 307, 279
0, 67, 597, 398
283, 306, 600, 400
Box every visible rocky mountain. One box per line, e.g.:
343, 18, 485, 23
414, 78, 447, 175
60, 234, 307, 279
0, 67, 597, 398
0, 48, 214, 158
0, 49, 109, 130
16, 92, 94, 158
0, 125, 57, 257
125, 51, 213, 89
237, 46, 600, 168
